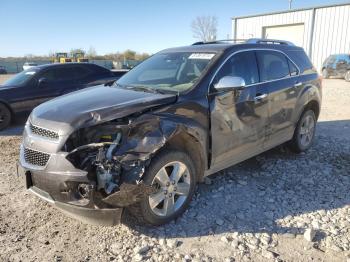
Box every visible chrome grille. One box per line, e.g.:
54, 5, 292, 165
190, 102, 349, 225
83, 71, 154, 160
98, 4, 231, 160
30, 123, 59, 140
24, 147, 50, 167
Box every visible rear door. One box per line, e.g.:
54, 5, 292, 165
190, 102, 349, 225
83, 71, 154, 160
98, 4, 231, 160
210, 50, 270, 168
256, 50, 300, 148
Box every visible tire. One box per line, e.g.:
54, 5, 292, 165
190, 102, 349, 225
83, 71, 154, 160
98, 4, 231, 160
127, 149, 196, 226
345, 71, 350, 82
289, 109, 316, 153
0, 103, 11, 130
322, 68, 329, 79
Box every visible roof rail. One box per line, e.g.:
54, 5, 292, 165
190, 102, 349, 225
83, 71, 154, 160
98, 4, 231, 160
246, 38, 295, 46
192, 39, 247, 45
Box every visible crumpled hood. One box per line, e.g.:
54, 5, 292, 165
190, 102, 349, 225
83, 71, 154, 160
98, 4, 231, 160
30, 85, 177, 135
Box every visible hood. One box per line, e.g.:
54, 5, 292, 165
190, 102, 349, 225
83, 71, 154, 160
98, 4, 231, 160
30, 85, 177, 135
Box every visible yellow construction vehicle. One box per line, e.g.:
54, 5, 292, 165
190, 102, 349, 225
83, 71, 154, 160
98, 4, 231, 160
73, 52, 89, 63
53, 53, 72, 63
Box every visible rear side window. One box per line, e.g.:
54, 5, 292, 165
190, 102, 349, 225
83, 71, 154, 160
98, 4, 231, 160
288, 60, 298, 76
256, 51, 290, 81
215, 51, 259, 85
72, 66, 93, 79
55, 67, 77, 80
288, 50, 316, 74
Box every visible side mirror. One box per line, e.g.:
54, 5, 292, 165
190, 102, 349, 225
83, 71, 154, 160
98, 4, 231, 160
38, 77, 48, 88
214, 76, 245, 92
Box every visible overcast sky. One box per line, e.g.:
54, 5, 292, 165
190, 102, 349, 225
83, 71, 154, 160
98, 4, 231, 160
0, 0, 343, 57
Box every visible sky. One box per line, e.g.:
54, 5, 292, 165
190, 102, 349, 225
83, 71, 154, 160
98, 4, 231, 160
0, 0, 345, 57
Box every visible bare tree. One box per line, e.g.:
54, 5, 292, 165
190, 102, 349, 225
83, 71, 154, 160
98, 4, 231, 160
191, 16, 218, 42
87, 46, 97, 58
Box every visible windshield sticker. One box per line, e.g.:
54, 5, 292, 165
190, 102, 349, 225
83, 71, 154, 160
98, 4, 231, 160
25, 71, 36, 75
189, 53, 215, 60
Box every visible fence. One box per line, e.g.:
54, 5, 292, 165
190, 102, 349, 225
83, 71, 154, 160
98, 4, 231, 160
0, 59, 114, 74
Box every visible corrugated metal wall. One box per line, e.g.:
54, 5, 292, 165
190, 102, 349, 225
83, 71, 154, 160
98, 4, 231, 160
233, 4, 350, 72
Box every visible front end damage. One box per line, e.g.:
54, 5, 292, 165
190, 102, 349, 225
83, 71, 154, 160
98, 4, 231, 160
19, 109, 205, 225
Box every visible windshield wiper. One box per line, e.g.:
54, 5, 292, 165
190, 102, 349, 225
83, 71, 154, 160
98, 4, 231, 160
116, 83, 166, 94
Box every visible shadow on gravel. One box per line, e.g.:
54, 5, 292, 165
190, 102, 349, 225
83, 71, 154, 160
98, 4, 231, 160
127, 120, 350, 243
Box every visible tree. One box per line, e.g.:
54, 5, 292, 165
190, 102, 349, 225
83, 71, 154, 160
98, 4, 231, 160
191, 16, 218, 42
87, 46, 97, 58
123, 49, 136, 60
70, 48, 85, 56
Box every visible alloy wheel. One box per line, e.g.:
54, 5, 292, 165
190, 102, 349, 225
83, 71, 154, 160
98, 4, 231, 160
299, 114, 315, 147
148, 161, 191, 217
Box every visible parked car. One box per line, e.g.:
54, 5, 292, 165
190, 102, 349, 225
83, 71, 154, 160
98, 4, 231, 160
322, 54, 350, 81
18, 39, 321, 226
23, 62, 38, 71
0, 63, 126, 130
0, 66, 7, 74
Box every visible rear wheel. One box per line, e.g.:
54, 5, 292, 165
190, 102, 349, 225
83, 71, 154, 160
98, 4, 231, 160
127, 150, 196, 226
345, 71, 350, 82
322, 68, 329, 79
289, 110, 316, 153
0, 103, 11, 130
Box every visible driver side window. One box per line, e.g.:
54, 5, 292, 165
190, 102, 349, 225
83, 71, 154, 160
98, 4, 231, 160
215, 51, 259, 85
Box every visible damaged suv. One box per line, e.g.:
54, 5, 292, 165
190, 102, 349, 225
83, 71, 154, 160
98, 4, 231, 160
18, 39, 321, 226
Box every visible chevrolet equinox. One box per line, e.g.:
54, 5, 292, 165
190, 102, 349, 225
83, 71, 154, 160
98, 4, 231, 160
18, 39, 322, 226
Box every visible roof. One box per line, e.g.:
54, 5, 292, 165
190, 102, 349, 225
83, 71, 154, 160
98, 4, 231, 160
35, 62, 95, 69
160, 39, 303, 54
232, 2, 350, 20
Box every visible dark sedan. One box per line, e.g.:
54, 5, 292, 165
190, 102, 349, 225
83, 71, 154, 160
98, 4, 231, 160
0, 63, 126, 130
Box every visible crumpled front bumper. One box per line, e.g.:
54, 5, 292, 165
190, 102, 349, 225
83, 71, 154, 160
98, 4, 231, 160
18, 144, 123, 226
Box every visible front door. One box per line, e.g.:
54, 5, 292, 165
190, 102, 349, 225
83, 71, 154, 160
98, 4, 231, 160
209, 51, 270, 170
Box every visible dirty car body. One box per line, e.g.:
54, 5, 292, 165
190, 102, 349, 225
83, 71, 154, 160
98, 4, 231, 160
18, 39, 322, 225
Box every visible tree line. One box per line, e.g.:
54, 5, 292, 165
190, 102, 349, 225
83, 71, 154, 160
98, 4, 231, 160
0, 48, 151, 62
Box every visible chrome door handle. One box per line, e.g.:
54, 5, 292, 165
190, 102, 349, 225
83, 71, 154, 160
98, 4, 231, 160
254, 93, 267, 102
294, 82, 303, 88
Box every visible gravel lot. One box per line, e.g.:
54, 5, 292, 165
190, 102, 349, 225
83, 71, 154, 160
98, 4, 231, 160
0, 79, 349, 262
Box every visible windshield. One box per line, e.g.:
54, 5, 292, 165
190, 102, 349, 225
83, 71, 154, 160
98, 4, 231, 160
116, 52, 216, 93
3, 68, 39, 86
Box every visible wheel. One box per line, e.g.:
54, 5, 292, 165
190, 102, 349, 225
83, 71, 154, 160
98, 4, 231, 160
322, 68, 329, 79
289, 110, 316, 153
0, 103, 11, 130
345, 71, 350, 82
127, 150, 196, 226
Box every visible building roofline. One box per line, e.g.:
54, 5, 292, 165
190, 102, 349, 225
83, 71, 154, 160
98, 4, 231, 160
232, 1, 350, 20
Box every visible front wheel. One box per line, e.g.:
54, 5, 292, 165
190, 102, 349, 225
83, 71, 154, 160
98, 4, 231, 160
288, 110, 316, 153
345, 71, 350, 82
127, 150, 196, 226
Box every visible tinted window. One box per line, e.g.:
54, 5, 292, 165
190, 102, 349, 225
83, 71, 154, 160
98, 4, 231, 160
215, 51, 259, 85
288, 50, 315, 74
257, 51, 290, 81
288, 60, 298, 76
88, 64, 112, 76
72, 66, 93, 79
40, 69, 57, 81
55, 67, 77, 80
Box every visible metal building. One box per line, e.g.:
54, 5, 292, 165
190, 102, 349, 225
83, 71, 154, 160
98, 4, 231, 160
232, 2, 350, 71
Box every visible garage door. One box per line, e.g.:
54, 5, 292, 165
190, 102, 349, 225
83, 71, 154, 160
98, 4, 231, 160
263, 23, 305, 47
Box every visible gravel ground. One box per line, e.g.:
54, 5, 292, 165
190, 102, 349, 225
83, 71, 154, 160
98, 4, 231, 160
0, 79, 349, 262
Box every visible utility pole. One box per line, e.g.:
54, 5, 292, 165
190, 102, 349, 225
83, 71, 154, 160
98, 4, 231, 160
288, 0, 293, 10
